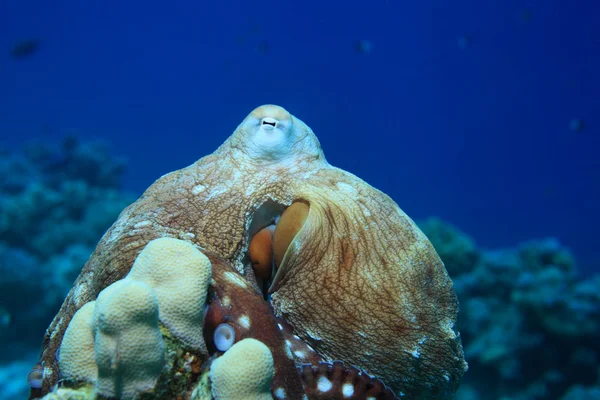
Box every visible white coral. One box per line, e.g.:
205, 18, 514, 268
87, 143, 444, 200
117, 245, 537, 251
57, 237, 213, 399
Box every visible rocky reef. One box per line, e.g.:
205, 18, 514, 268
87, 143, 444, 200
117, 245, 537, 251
419, 218, 600, 400
0, 108, 598, 400
0, 137, 135, 399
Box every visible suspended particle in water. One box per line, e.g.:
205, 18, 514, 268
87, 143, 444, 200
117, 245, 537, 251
256, 40, 270, 54
569, 118, 584, 132
456, 34, 473, 50
457, 34, 472, 50
0, 307, 11, 328
518, 8, 533, 23
353, 39, 373, 54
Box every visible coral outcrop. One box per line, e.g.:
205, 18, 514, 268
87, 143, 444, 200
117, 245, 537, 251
59, 302, 97, 383
92, 279, 164, 398
127, 238, 212, 352
5, 108, 596, 400
0, 138, 134, 360
420, 218, 600, 400
0, 137, 135, 399
58, 237, 213, 398
1, 133, 596, 399
209, 338, 275, 400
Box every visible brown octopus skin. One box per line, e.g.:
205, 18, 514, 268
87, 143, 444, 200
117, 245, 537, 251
203, 252, 305, 400
270, 167, 467, 399
206, 252, 395, 400
300, 361, 398, 400
35, 105, 466, 398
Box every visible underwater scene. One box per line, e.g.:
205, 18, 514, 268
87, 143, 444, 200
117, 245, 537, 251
1, 1, 599, 399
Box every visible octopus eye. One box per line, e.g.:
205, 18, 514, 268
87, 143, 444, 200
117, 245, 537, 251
261, 117, 278, 128
28, 363, 44, 389
213, 323, 236, 352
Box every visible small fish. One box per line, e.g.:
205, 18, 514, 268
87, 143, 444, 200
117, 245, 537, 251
11, 39, 41, 60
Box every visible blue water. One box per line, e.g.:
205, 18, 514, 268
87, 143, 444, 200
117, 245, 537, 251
1, 0, 599, 275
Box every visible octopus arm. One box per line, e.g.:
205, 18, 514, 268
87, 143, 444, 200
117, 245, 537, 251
270, 166, 467, 398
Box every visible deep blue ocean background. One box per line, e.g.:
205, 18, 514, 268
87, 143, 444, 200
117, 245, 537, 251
1, 1, 600, 399
2, 0, 598, 275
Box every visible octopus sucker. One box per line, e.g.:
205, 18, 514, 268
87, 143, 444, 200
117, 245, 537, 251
299, 361, 397, 400
32, 104, 466, 399
203, 252, 305, 399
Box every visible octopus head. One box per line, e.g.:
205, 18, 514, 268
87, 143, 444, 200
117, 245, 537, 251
232, 104, 325, 166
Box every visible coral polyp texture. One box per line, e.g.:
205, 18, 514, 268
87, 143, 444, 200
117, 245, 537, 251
209, 338, 275, 400
31, 105, 467, 399
58, 301, 96, 384
92, 279, 164, 398
126, 237, 212, 352
57, 237, 212, 398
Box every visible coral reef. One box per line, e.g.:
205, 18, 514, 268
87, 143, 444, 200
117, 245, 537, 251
419, 218, 600, 400
1, 110, 597, 400
58, 301, 97, 384
0, 137, 135, 399
127, 238, 212, 352
0, 352, 39, 399
85, 279, 165, 398
58, 238, 211, 398
209, 338, 274, 400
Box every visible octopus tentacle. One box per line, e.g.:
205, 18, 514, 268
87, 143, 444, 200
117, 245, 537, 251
204, 252, 305, 399
299, 361, 398, 400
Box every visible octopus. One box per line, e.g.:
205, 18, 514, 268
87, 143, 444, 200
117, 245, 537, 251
31, 105, 467, 399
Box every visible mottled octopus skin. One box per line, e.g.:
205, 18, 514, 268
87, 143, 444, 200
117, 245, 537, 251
205, 252, 391, 400
202, 251, 305, 400
300, 362, 397, 400
35, 104, 466, 398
